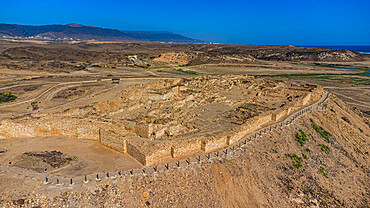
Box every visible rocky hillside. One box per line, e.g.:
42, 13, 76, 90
0, 23, 202, 43
1, 42, 365, 70
154, 46, 364, 65
1, 95, 368, 207
0, 41, 366, 73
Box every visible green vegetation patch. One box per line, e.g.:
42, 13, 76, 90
319, 144, 330, 153
285, 154, 303, 169
308, 133, 316, 142
302, 153, 308, 159
175, 68, 199, 75
295, 129, 308, 146
273, 72, 370, 85
333, 100, 342, 109
0, 92, 17, 103
320, 166, 329, 178
305, 148, 311, 153
310, 119, 331, 143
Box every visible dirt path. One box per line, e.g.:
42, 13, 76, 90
0, 77, 178, 121
324, 86, 370, 109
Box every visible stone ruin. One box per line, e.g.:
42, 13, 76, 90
0, 75, 323, 166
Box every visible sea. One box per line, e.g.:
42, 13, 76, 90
302, 45, 370, 53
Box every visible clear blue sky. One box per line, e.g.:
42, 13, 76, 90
0, 0, 369, 45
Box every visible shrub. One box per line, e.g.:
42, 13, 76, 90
319, 144, 330, 153
295, 129, 308, 146
320, 166, 329, 178
285, 153, 303, 169
308, 133, 316, 142
333, 100, 342, 109
0, 92, 17, 103
310, 119, 331, 143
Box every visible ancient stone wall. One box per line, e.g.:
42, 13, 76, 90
127, 141, 147, 165
0, 76, 324, 166
99, 129, 127, 153
170, 138, 202, 158
272, 109, 287, 122
302, 93, 312, 105
0, 121, 35, 138
76, 124, 99, 140
125, 139, 173, 166
145, 143, 172, 166
229, 113, 272, 144
201, 135, 227, 152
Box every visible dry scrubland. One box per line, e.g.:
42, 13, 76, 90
0, 40, 369, 207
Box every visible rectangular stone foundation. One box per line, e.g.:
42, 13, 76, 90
127, 142, 147, 165
229, 113, 272, 144
201, 136, 227, 153
145, 144, 172, 166
77, 124, 99, 140
126, 139, 172, 166
171, 138, 202, 158
272, 109, 287, 122
99, 129, 127, 153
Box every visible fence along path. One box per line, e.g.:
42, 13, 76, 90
0, 92, 329, 186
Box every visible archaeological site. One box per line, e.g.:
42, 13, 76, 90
0, 39, 368, 207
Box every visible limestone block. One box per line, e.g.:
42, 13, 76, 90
127, 141, 147, 165
124, 121, 149, 138
287, 107, 292, 114
134, 124, 149, 138
201, 136, 227, 152
302, 93, 312, 105
272, 109, 287, 122
171, 138, 202, 158
172, 86, 181, 96
126, 138, 172, 166
34, 121, 52, 136
99, 129, 127, 153
230, 114, 272, 144
0, 121, 35, 138
77, 124, 99, 140
145, 144, 172, 166
52, 120, 78, 138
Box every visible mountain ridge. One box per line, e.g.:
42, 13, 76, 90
0, 23, 203, 43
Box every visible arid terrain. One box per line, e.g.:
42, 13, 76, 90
0, 39, 368, 207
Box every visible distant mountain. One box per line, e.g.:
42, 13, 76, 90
0, 23, 203, 43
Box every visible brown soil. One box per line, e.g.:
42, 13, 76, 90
0, 41, 366, 73
0, 96, 368, 207
14, 151, 73, 172
0, 40, 368, 207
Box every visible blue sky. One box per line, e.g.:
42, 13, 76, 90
0, 0, 369, 45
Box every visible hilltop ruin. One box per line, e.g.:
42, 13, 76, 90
0, 75, 323, 166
